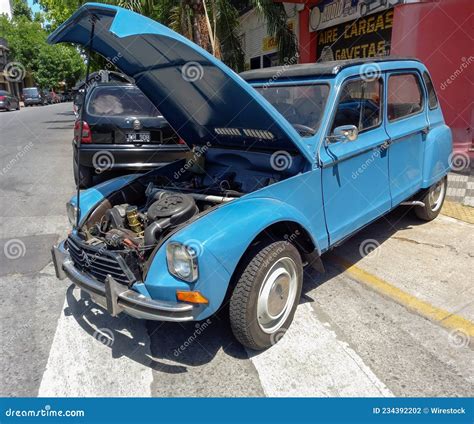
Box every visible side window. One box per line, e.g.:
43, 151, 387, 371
423, 71, 439, 109
387, 73, 423, 121
331, 79, 382, 135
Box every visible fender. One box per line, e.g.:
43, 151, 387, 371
422, 124, 452, 187
171, 196, 321, 275
70, 174, 140, 225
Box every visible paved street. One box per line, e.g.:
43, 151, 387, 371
0, 103, 473, 397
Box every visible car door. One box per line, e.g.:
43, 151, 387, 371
320, 76, 391, 245
385, 72, 428, 206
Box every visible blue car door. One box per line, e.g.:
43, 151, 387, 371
320, 76, 391, 245
385, 71, 429, 206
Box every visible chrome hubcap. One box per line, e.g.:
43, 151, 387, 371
429, 179, 446, 212
257, 257, 298, 334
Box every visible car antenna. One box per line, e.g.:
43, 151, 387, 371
75, 13, 97, 228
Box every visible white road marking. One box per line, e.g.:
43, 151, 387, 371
248, 303, 393, 397
39, 287, 153, 397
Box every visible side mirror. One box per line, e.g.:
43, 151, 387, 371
329, 125, 359, 143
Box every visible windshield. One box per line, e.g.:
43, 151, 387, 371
87, 85, 161, 117
23, 88, 39, 96
254, 84, 330, 136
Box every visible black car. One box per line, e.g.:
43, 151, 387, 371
22, 87, 46, 106
0, 90, 20, 111
74, 82, 189, 188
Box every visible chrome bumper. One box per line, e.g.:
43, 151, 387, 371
51, 241, 194, 322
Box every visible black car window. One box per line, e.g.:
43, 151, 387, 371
422, 71, 439, 109
87, 86, 161, 117
331, 78, 382, 134
388, 73, 424, 121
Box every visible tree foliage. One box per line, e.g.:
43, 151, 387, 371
0, 3, 85, 89
35, 0, 297, 72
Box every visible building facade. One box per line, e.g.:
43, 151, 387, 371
239, 0, 473, 153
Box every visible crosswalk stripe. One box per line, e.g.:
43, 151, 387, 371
248, 303, 393, 397
38, 287, 153, 397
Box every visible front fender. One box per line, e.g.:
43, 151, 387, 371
71, 174, 141, 225
144, 197, 318, 319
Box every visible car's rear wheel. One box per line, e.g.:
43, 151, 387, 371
229, 239, 303, 350
73, 156, 94, 189
414, 176, 447, 221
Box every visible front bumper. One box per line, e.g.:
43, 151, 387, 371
51, 240, 194, 322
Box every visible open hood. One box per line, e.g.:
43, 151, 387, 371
48, 3, 313, 162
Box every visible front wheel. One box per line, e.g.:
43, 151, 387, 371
414, 176, 447, 221
229, 239, 303, 350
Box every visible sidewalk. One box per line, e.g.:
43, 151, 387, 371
443, 166, 474, 224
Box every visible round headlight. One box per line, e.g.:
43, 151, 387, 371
66, 202, 77, 226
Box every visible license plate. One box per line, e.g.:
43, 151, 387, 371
126, 132, 150, 143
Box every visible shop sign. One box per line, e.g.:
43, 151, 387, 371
310, 0, 405, 32
316, 9, 393, 61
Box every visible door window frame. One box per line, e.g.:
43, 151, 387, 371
386, 71, 425, 123
326, 76, 384, 144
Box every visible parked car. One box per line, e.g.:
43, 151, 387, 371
50, 4, 452, 350
45, 90, 61, 104
72, 82, 189, 188
22, 87, 46, 106
0, 90, 20, 111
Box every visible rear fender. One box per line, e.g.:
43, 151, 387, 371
422, 124, 453, 187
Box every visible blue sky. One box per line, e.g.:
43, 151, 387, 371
27, 0, 42, 15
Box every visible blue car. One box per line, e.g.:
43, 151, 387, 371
50, 3, 452, 350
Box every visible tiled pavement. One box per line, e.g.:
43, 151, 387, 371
447, 168, 474, 207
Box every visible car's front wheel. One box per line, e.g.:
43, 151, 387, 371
414, 176, 447, 221
229, 239, 303, 350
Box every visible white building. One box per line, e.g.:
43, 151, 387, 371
239, 3, 299, 70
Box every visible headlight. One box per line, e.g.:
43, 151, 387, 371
166, 242, 198, 283
66, 202, 78, 226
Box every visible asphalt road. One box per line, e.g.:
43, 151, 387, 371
0, 103, 473, 397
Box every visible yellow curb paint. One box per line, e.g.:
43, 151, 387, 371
441, 201, 474, 224
332, 256, 474, 337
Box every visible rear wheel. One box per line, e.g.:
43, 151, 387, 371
229, 239, 303, 350
73, 155, 93, 189
414, 176, 447, 221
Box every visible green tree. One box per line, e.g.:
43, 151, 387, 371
0, 5, 85, 89
36, 0, 297, 72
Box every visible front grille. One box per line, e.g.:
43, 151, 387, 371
67, 235, 136, 286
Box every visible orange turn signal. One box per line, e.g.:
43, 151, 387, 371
176, 290, 209, 304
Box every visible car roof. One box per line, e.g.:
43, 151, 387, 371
240, 57, 421, 81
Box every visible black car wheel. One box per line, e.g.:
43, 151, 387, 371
229, 239, 303, 350
73, 154, 94, 188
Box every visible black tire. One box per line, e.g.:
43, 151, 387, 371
73, 156, 94, 189
229, 239, 303, 351
414, 176, 447, 221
